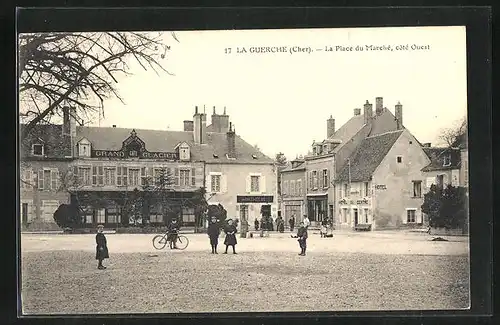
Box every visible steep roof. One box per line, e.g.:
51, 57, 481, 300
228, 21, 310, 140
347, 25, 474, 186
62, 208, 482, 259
336, 130, 404, 182
19, 124, 72, 159
421, 147, 461, 172
367, 108, 401, 137
281, 159, 306, 172
76, 126, 273, 164
329, 114, 366, 153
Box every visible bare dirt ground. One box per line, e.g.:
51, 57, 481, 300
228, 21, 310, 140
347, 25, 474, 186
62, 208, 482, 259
20, 231, 469, 314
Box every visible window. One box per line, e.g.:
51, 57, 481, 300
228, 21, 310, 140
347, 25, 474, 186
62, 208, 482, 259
182, 207, 195, 223
42, 200, 59, 222
104, 167, 116, 186
343, 184, 348, 197
312, 171, 318, 189
443, 154, 451, 167
297, 179, 302, 196
32, 144, 44, 156
436, 174, 444, 190
107, 207, 120, 224
290, 180, 295, 195
211, 174, 221, 192
412, 180, 422, 197
140, 167, 147, 186
397, 156, 402, 163
364, 208, 369, 223
117, 167, 128, 186
342, 208, 349, 223
364, 182, 370, 197
78, 143, 91, 157
82, 207, 93, 224
21, 169, 32, 189
312, 147, 317, 155
179, 146, 190, 161
322, 169, 329, 188
191, 168, 196, 186
77, 167, 90, 186
251, 175, 260, 192
128, 168, 140, 187
180, 169, 190, 187
282, 180, 288, 195
150, 204, 163, 223
96, 209, 105, 224
406, 209, 416, 223
92, 166, 104, 186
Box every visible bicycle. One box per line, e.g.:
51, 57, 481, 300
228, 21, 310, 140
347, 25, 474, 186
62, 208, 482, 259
152, 230, 189, 250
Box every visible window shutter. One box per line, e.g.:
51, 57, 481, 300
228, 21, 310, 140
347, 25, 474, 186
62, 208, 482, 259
221, 174, 228, 193
191, 168, 196, 186
117, 167, 122, 186
245, 175, 251, 193
319, 172, 323, 188
38, 170, 44, 189
174, 168, 179, 186
51, 169, 59, 191
260, 176, 266, 193
205, 174, 211, 193
402, 211, 408, 224
416, 210, 422, 224
92, 166, 97, 186
327, 170, 331, 186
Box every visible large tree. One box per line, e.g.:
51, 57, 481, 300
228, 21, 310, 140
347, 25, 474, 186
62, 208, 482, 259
19, 31, 176, 140
438, 117, 467, 148
421, 184, 468, 231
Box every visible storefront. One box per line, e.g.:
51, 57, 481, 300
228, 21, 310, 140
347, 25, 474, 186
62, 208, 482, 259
307, 193, 328, 225
283, 200, 303, 223
337, 197, 372, 229
236, 195, 274, 226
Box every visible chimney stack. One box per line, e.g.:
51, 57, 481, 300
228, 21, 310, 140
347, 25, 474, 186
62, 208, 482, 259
193, 106, 206, 144
363, 100, 373, 124
327, 115, 336, 138
423, 143, 431, 148
353, 108, 361, 116
375, 97, 383, 115
62, 106, 77, 137
227, 122, 236, 158
183, 120, 194, 132
395, 101, 403, 130
219, 106, 229, 133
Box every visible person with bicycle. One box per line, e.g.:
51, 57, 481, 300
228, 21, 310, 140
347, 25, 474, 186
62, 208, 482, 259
167, 218, 180, 249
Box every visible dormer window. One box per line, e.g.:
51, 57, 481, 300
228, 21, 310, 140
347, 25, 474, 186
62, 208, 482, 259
213, 154, 219, 159
179, 146, 190, 161
252, 154, 258, 159
32, 144, 44, 156
78, 138, 91, 157
443, 154, 451, 167
312, 147, 317, 155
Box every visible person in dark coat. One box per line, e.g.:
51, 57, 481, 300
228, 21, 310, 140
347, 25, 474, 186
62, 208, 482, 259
289, 215, 295, 232
254, 218, 259, 231
95, 225, 109, 269
207, 216, 220, 254
223, 219, 238, 254
296, 221, 308, 256
167, 218, 180, 249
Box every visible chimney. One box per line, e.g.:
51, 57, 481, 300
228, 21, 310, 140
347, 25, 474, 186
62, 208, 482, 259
211, 106, 220, 132
112, 125, 116, 128
327, 115, 335, 138
363, 100, 373, 124
353, 108, 361, 116
193, 106, 202, 144
395, 101, 403, 129
219, 106, 230, 133
62, 106, 77, 137
375, 97, 383, 115
201, 111, 207, 144
183, 120, 194, 132
227, 122, 236, 158
423, 142, 431, 148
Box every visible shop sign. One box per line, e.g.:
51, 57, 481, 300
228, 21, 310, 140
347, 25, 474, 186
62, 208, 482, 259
374, 184, 387, 190
339, 198, 370, 205
93, 149, 178, 160
237, 195, 274, 203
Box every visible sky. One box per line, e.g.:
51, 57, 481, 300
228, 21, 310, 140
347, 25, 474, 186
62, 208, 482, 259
95, 26, 467, 160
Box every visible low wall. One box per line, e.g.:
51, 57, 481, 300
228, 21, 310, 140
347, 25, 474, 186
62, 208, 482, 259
430, 227, 468, 236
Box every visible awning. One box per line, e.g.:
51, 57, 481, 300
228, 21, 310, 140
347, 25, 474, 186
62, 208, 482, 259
306, 193, 328, 197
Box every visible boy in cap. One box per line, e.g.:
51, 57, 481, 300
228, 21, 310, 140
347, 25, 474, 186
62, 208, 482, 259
95, 225, 109, 269
296, 221, 308, 256
207, 216, 220, 254
223, 219, 238, 254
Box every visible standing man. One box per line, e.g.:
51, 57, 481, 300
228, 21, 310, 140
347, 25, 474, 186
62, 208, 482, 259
95, 225, 109, 270
296, 221, 308, 256
254, 218, 259, 231
289, 215, 295, 232
207, 216, 220, 254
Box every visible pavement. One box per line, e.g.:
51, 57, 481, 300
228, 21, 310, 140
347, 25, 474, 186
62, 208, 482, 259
21, 230, 469, 256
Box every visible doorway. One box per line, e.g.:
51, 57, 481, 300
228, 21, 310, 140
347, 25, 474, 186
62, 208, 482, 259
353, 208, 358, 226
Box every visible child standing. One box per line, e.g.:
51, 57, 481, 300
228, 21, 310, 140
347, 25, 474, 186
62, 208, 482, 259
296, 221, 308, 256
223, 219, 238, 254
207, 216, 220, 254
95, 225, 109, 269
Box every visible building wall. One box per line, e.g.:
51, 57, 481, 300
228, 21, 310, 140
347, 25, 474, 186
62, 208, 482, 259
20, 160, 72, 226
370, 130, 431, 230
335, 180, 373, 230
305, 155, 335, 224
280, 168, 306, 223
204, 163, 277, 227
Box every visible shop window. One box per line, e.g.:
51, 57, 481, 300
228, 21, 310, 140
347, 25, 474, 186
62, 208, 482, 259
182, 207, 195, 223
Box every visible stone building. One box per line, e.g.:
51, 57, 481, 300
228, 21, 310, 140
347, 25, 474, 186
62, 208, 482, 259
19, 106, 276, 230
279, 157, 306, 225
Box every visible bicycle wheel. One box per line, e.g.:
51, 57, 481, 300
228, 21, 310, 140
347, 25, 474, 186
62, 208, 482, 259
152, 234, 168, 250
175, 235, 189, 250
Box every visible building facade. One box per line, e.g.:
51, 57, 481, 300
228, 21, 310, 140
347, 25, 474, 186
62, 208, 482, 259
280, 158, 306, 224
20, 106, 276, 230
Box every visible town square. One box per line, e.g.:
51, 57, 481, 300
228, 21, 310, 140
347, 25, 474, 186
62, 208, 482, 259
18, 26, 470, 314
